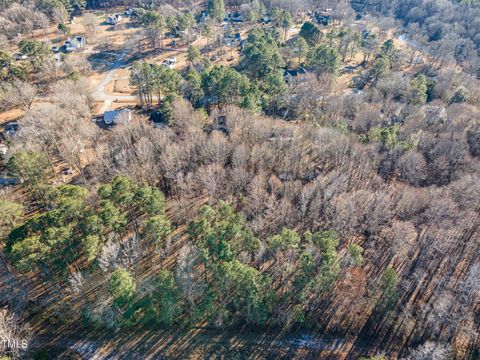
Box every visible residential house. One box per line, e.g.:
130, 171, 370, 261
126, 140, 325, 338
225, 12, 243, 22
65, 36, 86, 52
197, 10, 208, 23
223, 32, 241, 47
162, 57, 177, 69
4, 122, 19, 138
312, 8, 333, 25
261, 16, 272, 24
0, 144, 7, 156
103, 109, 132, 125
106, 14, 123, 25
315, 12, 331, 26
284, 67, 309, 84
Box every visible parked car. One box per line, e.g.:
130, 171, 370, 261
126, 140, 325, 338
51, 46, 60, 53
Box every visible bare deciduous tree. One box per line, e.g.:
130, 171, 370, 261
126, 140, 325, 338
0, 80, 36, 111
175, 243, 205, 309
407, 341, 451, 360
0, 308, 30, 359
98, 240, 121, 273
67, 271, 84, 295
397, 151, 427, 186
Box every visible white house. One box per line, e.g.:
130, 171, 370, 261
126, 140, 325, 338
0, 144, 8, 156
106, 14, 123, 25
162, 57, 177, 69
65, 36, 86, 52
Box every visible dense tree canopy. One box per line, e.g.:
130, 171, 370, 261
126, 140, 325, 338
1, 0, 479, 357
239, 29, 285, 80
201, 65, 253, 109
5, 176, 169, 278
207, 0, 225, 22
307, 45, 340, 75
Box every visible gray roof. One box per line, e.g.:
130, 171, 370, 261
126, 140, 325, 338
104, 109, 132, 125
65, 36, 85, 49
284, 67, 308, 77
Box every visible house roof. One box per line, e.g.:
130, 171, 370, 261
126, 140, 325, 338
284, 68, 308, 77
66, 36, 85, 49
107, 14, 122, 22
0, 144, 8, 155
104, 109, 132, 124
224, 32, 241, 39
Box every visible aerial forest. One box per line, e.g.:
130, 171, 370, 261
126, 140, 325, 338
0, 0, 479, 359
